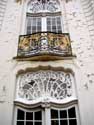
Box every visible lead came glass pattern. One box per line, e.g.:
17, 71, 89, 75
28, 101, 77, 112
17, 70, 73, 102
16, 109, 42, 125
51, 106, 77, 125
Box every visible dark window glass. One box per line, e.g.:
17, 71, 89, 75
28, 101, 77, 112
27, 26, 31, 34
68, 107, 76, 118
60, 110, 67, 118
26, 112, 33, 120
35, 111, 42, 120
69, 119, 77, 125
35, 122, 42, 125
57, 30, 62, 33
32, 27, 36, 31
60, 120, 68, 125
17, 121, 24, 125
33, 18, 36, 26
37, 26, 41, 32
52, 18, 56, 25
26, 121, 33, 125
47, 26, 51, 32
57, 17, 61, 24
51, 120, 59, 125
17, 109, 24, 120
51, 109, 58, 119
52, 26, 56, 32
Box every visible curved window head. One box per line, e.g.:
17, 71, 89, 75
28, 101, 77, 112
15, 70, 76, 105
27, 0, 61, 13
26, 0, 63, 34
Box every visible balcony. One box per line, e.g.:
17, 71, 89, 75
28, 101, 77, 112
15, 32, 74, 61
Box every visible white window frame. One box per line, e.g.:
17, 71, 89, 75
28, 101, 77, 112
14, 107, 45, 125
14, 104, 80, 125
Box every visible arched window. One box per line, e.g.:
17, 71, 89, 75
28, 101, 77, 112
26, 0, 63, 34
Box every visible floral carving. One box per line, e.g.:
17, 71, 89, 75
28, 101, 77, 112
17, 70, 73, 102
27, 0, 60, 13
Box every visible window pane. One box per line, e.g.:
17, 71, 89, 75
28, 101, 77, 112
68, 107, 76, 118
27, 17, 31, 27
35, 122, 42, 125
51, 109, 58, 119
51, 120, 59, 125
52, 18, 56, 25
57, 17, 61, 24
60, 110, 67, 118
35, 111, 42, 120
47, 26, 51, 32
17, 121, 24, 125
69, 119, 77, 125
26, 121, 33, 125
47, 18, 51, 24
52, 26, 56, 32
37, 26, 41, 32
17, 109, 24, 120
57, 30, 62, 33
32, 26, 36, 33
27, 17, 31, 34
26, 112, 33, 120
60, 120, 68, 125
32, 18, 36, 26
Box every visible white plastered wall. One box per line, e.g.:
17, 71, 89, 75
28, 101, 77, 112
0, 0, 94, 125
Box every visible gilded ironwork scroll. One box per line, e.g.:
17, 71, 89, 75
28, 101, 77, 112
17, 32, 72, 58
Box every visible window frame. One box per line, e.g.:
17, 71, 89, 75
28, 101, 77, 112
14, 107, 45, 125
14, 104, 80, 125
26, 12, 63, 34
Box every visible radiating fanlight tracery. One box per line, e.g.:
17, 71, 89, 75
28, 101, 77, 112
27, 0, 60, 13
16, 70, 74, 104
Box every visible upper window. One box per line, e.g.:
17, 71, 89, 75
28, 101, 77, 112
26, 0, 63, 34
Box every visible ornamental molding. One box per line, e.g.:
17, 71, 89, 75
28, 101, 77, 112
16, 65, 74, 76
27, 0, 61, 13
16, 69, 74, 104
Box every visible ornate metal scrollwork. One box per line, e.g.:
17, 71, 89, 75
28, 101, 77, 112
27, 0, 60, 13
16, 70, 73, 102
17, 32, 72, 59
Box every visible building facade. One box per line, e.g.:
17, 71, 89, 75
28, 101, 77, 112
0, 0, 94, 125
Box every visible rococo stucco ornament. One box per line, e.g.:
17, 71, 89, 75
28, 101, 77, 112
16, 70, 73, 102
27, 0, 60, 13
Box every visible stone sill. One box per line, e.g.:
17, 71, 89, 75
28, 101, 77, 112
13, 54, 76, 61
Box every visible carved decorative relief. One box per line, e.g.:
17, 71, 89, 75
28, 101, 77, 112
16, 70, 73, 102
27, 0, 60, 13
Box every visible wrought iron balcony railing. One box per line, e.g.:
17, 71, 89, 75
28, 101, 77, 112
16, 32, 73, 60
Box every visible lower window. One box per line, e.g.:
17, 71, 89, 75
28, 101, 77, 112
15, 105, 79, 125
16, 109, 42, 125
51, 107, 77, 125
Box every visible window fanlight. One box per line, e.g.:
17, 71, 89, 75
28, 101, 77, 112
27, 0, 60, 13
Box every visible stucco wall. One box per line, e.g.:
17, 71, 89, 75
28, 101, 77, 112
0, 0, 94, 125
